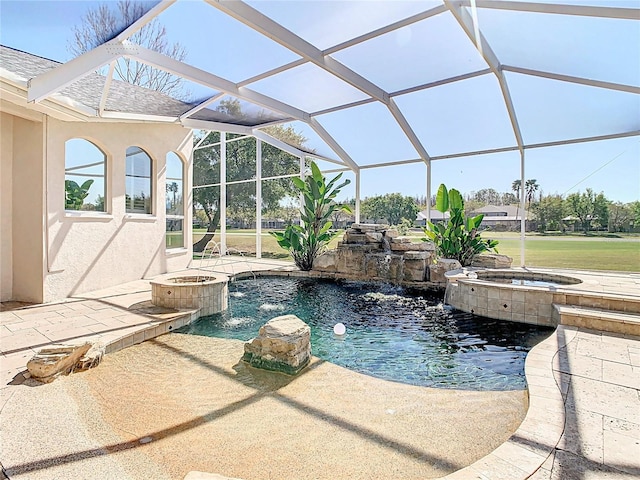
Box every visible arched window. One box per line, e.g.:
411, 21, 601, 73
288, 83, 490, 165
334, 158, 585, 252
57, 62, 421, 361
125, 146, 152, 214
165, 152, 184, 248
64, 138, 107, 212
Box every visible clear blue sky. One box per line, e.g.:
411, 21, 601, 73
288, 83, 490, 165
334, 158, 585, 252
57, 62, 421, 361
1, 0, 639, 203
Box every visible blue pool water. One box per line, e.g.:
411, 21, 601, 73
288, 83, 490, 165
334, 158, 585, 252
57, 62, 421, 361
176, 277, 553, 391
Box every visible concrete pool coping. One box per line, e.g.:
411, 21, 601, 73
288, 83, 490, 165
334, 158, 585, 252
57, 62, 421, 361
1, 259, 639, 479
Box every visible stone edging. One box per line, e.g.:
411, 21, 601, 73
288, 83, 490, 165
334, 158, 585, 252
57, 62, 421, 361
439, 326, 575, 479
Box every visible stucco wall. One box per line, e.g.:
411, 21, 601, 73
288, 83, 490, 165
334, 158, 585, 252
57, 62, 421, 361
11, 116, 45, 303
0, 113, 14, 301
44, 118, 193, 302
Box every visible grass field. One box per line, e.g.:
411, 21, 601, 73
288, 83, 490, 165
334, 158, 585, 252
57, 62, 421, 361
193, 229, 640, 272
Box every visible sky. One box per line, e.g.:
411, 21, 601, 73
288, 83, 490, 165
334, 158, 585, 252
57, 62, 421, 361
1, 0, 639, 203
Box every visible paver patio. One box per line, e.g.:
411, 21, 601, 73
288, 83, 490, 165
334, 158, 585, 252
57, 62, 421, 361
1, 259, 639, 479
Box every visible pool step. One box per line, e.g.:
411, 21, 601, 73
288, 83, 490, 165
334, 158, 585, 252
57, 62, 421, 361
559, 291, 640, 315
553, 304, 640, 336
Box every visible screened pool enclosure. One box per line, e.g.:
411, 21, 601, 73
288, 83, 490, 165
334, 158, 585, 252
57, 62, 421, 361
7, 0, 640, 265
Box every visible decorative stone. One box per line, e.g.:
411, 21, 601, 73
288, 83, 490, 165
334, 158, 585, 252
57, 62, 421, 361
350, 223, 389, 232
313, 252, 337, 272
384, 229, 399, 238
343, 232, 368, 244
75, 342, 105, 371
429, 259, 463, 284
390, 241, 433, 252
243, 315, 311, 375
364, 231, 383, 243
390, 236, 412, 244
403, 251, 431, 282
27, 343, 92, 383
471, 254, 513, 269
403, 251, 431, 260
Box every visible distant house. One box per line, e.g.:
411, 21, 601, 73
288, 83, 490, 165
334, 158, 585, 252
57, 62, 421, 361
471, 205, 532, 231
415, 209, 449, 226
416, 205, 531, 231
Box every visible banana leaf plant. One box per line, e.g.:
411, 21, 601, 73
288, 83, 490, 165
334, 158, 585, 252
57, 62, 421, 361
270, 162, 351, 271
422, 184, 499, 266
65, 179, 94, 211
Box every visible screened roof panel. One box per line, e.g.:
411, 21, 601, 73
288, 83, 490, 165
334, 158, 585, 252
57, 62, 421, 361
245, 0, 442, 51
506, 0, 635, 6
507, 72, 640, 145
333, 12, 488, 93
155, 1, 301, 83
394, 74, 517, 157
431, 150, 521, 196
247, 63, 370, 113
477, 8, 640, 87
265, 121, 340, 161
0, 0, 638, 193
316, 102, 420, 165
361, 162, 427, 199
192, 96, 290, 126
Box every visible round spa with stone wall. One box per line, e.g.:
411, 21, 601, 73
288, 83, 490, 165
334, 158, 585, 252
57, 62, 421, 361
150, 275, 228, 316
445, 269, 583, 327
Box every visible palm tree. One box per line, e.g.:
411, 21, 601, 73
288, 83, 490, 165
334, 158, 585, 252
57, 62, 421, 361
525, 179, 540, 210
512, 179, 540, 209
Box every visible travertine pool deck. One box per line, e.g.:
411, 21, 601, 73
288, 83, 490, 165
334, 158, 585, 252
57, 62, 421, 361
1, 259, 639, 479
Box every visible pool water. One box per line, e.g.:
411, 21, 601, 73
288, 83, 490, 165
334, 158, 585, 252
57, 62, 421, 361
493, 278, 566, 287
176, 277, 553, 391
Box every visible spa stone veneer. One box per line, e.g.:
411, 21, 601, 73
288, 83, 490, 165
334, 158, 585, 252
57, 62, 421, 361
150, 275, 228, 316
445, 270, 582, 327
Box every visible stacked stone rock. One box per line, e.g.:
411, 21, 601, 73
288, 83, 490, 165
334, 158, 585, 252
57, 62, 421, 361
243, 315, 311, 375
314, 223, 445, 284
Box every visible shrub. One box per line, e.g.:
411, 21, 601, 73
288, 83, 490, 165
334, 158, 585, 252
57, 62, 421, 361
270, 162, 351, 271
422, 184, 499, 266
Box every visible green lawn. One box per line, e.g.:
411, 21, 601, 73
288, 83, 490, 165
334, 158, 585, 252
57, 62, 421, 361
492, 237, 640, 272
193, 229, 640, 272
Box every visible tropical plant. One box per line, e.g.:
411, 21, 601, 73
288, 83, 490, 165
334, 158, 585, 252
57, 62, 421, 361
65, 179, 94, 210
270, 162, 351, 271
422, 184, 499, 266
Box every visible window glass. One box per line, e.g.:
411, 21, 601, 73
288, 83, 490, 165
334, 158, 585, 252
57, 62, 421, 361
126, 146, 152, 214
166, 151, 184, 248
64, 138, 107, 211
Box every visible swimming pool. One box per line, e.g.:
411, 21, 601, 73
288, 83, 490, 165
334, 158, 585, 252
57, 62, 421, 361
176, 277, 553, 391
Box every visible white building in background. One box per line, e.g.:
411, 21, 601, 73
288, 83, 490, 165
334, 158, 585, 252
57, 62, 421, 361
1, 46, 194, 303
471, 205, 532, 231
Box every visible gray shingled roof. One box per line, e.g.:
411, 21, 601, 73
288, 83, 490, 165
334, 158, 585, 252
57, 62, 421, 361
0, 45, 287, 126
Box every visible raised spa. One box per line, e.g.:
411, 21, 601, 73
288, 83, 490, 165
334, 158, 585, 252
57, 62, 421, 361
474, 270, 582, 288
444, 269, 583, 327
176, 277, 553, 391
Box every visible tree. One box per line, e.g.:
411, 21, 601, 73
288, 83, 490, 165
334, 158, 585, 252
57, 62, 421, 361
566, 189, 610, 234
512, 179, 540, 209
193, 106, 309, 251
271, 162, 351, 271
608, 202, 632, 233
469, 188, 501, 205
69, 0, 187, 98
361, 193, 419, 226
632, 201, 640, 229
501, 192, 518, 205
525, 179, 540, 209
533, 194, 565, 232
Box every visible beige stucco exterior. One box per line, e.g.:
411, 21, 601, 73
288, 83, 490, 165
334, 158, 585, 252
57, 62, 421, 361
1, 106, 193, 303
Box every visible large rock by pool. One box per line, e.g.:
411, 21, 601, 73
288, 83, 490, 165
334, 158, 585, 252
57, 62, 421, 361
243, 315, 311, 375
